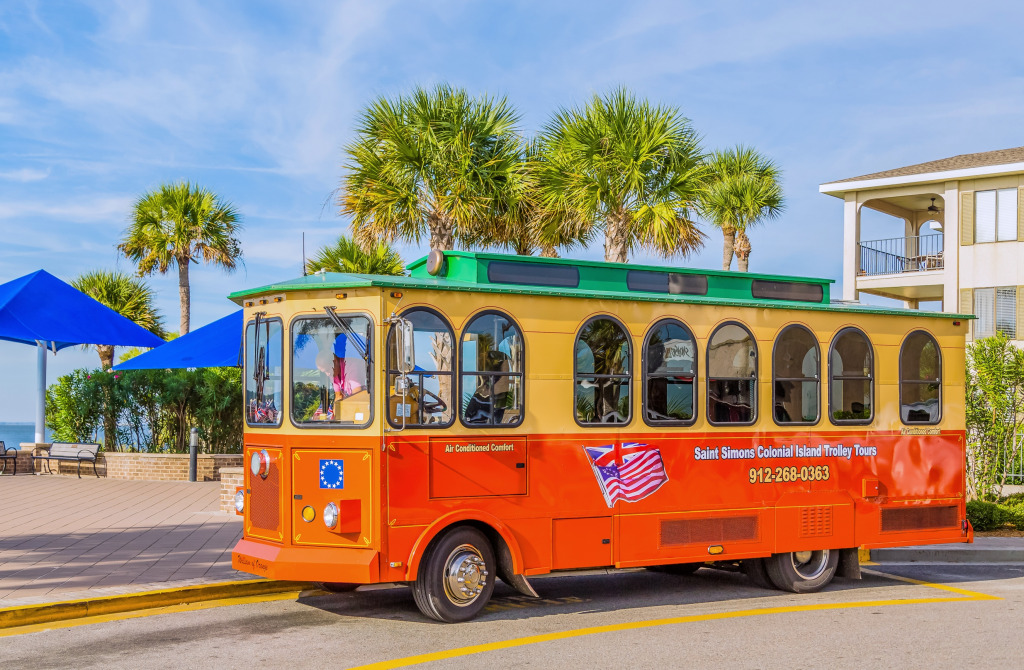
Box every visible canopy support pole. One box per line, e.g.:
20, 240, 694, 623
35, 341, 47, 443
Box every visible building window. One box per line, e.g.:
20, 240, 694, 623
575, 317, 631, 425
643, 319, 697, 425
973, 287, 1016, 339
772, 325, 820, 425
386, 308, 454, 428
828, 328, 873, 424
460, 311, 524, 427
975, 189, 1018, 243
900, 330, 941, 425
707, 322, 757, 425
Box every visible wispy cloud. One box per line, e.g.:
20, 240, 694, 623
0, 167, 48, 182
0, 195, 132, 223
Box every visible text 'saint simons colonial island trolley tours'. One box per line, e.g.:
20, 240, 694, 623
230, 250, 971, 622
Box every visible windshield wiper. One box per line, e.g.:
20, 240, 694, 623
323, 306, 369, 361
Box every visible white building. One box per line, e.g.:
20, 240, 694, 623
820, 147, 1024, 341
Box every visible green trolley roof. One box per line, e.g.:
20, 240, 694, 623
229, 250, 969, 320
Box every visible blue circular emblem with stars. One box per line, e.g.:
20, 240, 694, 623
319, 459, 344, 489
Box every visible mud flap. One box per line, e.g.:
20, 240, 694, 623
837, 548, 861, 579
496, 537, 538, 598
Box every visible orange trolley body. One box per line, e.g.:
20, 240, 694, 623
231, 251, 971, 621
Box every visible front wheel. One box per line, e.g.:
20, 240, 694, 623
412, 526, 495, 622
765, 549, 838, 593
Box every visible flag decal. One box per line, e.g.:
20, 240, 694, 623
583, 443, 668, 508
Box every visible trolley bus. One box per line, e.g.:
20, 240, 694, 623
231, 250, 971, 622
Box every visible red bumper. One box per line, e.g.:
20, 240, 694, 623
232, 538, 380, 583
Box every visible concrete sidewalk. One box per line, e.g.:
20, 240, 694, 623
0, 477, 246, 608
871, 536, 1024, 563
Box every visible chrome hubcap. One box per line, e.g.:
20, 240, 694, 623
443, 544, 488, 606
790, 549, 830, 580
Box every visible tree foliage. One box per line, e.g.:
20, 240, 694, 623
45, 367, 243, 453
965, 333, 1024, 500
119, 181, 242, 334
71, 270, 166, 369
535, 87, 707, 263
699, 146, 784, 272
306, 235, 405, 275
341, 83, 522, 252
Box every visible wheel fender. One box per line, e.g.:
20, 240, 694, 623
405, 510, 525, 582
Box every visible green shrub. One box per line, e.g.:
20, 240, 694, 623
967, 500, 1006, 531
1007, 503, 1024, 531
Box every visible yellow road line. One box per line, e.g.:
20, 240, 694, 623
348, 571, 999, 670
0, 590, 310, 638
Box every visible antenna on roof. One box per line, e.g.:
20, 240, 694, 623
302, 232, 306, 276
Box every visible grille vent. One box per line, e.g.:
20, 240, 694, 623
799, 506, 833, 537
250, 464, 280, 534
660, 516, 758, 547
881, 505, 958, 532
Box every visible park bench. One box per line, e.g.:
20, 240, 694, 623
34, 442, 101, 478
0, 441, 17, 475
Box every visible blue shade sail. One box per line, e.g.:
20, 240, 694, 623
114, 310, 243, 370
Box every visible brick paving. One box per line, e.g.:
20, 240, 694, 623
0, 476, 247, 607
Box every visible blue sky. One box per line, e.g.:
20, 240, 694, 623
1, 0, 1023, 421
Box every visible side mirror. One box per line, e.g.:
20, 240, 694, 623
394, 319, 415, 374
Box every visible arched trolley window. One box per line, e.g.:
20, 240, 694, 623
829, 327, 874, 425
575, 317, 632, 426
707, 322, 757, 425
245, 315, 283, 427
460, 311, 525, 427
900, 330, 941, 425
386, 308, 454, 428
772, 325, 820, 425
643, 319, 697, 426
290, 314, 373, 427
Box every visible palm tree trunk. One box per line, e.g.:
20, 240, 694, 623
427, 211, 455, 251
178, 258, 190, 335
721, 225, 736, 271
97, 345, 115, 370
735, 230, 751, 272
604, 210, 629, 263
539, 244, 558, 258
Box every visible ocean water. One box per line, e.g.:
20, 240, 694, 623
0, 422, 46, 449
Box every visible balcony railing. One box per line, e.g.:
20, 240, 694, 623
858, 234, 944, 277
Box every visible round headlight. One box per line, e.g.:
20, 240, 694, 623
323, 502, 338, 529
233, 489, 245, 514
250, 449, 270, 478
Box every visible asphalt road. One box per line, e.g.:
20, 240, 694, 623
3, 563, 1024, 669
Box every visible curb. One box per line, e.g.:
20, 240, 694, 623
0, 579, 315, 630
870, 547, 1024, 563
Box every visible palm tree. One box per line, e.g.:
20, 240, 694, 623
535, 87, 707, 264
71, 271, 166, 369
306, 235, 405, 275
119, 181, 242, 334
341, 83, 522, 253
470, 138, 593, 258
699, 146, 784, 272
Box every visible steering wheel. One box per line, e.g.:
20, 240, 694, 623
418, 387, 448, 415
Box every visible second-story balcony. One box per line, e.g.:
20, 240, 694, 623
858, 234, 944, 277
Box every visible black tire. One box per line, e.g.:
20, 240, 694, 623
765, 549, 838, 593
313, 582, 359, 593
412, 526, 495, 622
741, 558, 775, 589
646, 562, 702, 575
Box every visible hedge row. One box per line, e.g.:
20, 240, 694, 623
966, 499, 1024, 532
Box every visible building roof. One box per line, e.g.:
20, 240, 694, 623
826, 146, 1024, 185
229, 251, 966, 320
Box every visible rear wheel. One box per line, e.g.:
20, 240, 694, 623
313, 582, 359, 593
765, 549, 838, 593
412, 526, 495, 622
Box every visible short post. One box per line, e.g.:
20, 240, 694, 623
189, 427, 199, 482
